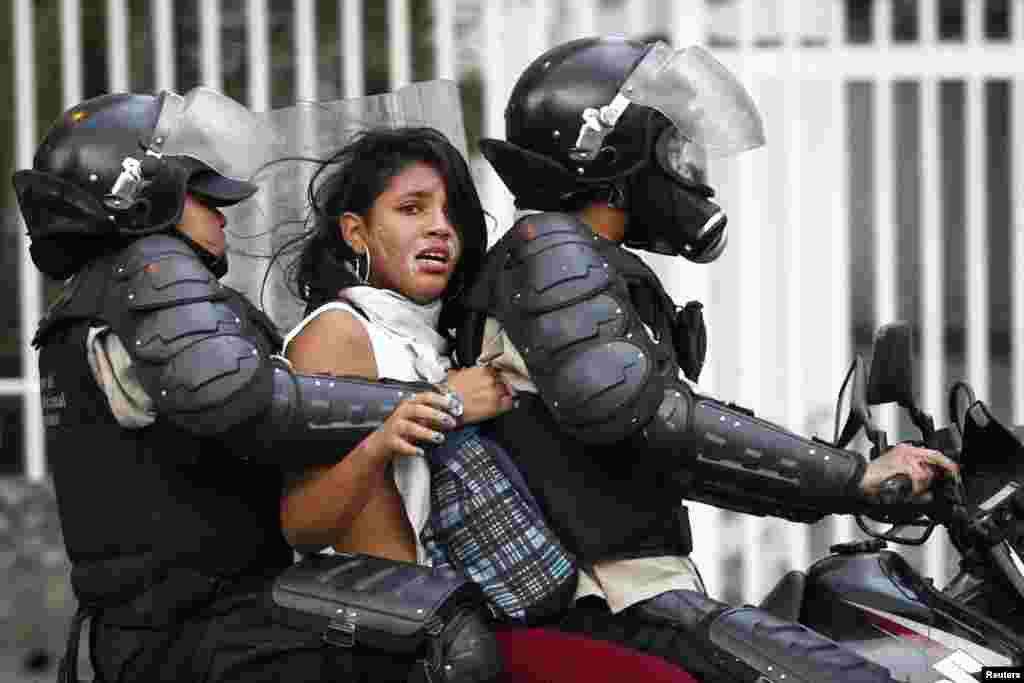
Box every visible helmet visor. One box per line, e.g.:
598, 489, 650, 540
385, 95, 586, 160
622, 43, 765, 159
153, 86, 282, 183
655, 125, 708, 187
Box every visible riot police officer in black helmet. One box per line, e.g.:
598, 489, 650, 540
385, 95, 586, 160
15, 88, 498, 683
459, 36, 957, 683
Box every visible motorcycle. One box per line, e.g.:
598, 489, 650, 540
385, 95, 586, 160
755, 322, 1024, 682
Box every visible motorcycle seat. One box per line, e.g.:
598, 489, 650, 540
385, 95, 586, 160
495, 626, 699, 682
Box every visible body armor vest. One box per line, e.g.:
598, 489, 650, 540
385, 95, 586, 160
467, 232, 693, 563
36, 252, 292, 619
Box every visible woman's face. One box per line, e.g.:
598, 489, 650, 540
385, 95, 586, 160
342, 161, 462, 303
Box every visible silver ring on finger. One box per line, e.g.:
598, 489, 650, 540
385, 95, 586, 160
433, 383, 464, 418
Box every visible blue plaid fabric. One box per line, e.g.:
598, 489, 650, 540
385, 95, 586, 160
421, 426, 577, 623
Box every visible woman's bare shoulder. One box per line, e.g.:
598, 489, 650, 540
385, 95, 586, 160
286, 307, 378, 378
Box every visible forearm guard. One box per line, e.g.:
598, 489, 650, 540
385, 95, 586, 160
647, 387, 867, 523
257, 360, 435, 461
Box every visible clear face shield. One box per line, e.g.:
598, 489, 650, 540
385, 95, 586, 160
221, 79, 471, 331
572, 42, 764, 165
622, 43, 764, 159
150, 87, 283, 183
574, 43, 764, 263
104, 86, 284, 229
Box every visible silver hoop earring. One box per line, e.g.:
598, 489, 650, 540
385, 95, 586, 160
356, 251, 371, 284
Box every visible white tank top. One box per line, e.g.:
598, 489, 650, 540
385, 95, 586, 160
283, 299, 442, 565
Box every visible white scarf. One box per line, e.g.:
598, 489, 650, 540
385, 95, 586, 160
338, 286, 452, 382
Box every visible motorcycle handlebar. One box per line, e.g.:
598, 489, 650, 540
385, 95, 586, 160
877, 474, 913, 506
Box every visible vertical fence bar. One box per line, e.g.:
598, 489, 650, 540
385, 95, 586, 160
829, 0, 855, 548
199, 0, 223, 90
14, 0, 44, 481
527, 0, 552, 67
481, 0, 513, 238
153, 0, 175, 91
872, 0, 895, 323
666, 0, 724, 600
247, 0, 270, 111
107, 0, 130, 92
737, 0, 765, 605
919, 0, 948, 585
388, 0, 411, 88
294, 0, 317, 103
965, 3, 990, 402
781, 0, 810, 580
919, 0, 943, 470
244, 0, 271, 323
341, 0, 364, 98
482, 0, 505, 155
568, 0, 598, 38
626, 0, 649, 38
872, 0, 899, 444
1014, 6, 1024, 425
53, 0, 84, 473
432, 0, 456, 81
668, 0, 713, 395
61, 0, 83, 107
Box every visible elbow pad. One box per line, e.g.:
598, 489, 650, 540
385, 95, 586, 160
646, 386, 867, 523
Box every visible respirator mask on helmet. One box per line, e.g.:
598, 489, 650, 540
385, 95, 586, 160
624, 124, 727, 262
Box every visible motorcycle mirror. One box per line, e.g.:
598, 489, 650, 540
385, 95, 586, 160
835, 355, 871, 449
868, 322, 938, 442
866, 322, 916, 408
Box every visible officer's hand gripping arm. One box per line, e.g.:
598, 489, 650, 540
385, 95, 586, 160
109, 236, 435, 466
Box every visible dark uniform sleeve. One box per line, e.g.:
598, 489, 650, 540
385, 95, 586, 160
477, 212, 867, 522
105, 234, 434, 466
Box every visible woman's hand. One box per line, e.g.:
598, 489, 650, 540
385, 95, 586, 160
859, 443, 959, 502
443, 365, 515, 425
363, 391, 460, 461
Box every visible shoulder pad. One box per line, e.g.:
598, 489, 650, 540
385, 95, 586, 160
113, 235, 229, 312
497, 212, 613, 314
501, 212, 594, 257
157, 335, 263, 415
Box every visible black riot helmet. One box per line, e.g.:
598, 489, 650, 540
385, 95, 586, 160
479, 36, 764, 263
13, 88, 279, 279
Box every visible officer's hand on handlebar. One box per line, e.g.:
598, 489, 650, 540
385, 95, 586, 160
859, 443, 959, 503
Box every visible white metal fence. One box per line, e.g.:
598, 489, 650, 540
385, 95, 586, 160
5, 0, 1021, 606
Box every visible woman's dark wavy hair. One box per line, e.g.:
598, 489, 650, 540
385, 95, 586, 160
285, 126, 487, 343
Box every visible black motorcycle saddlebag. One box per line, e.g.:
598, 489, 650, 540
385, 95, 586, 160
272, 552, 485, 653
